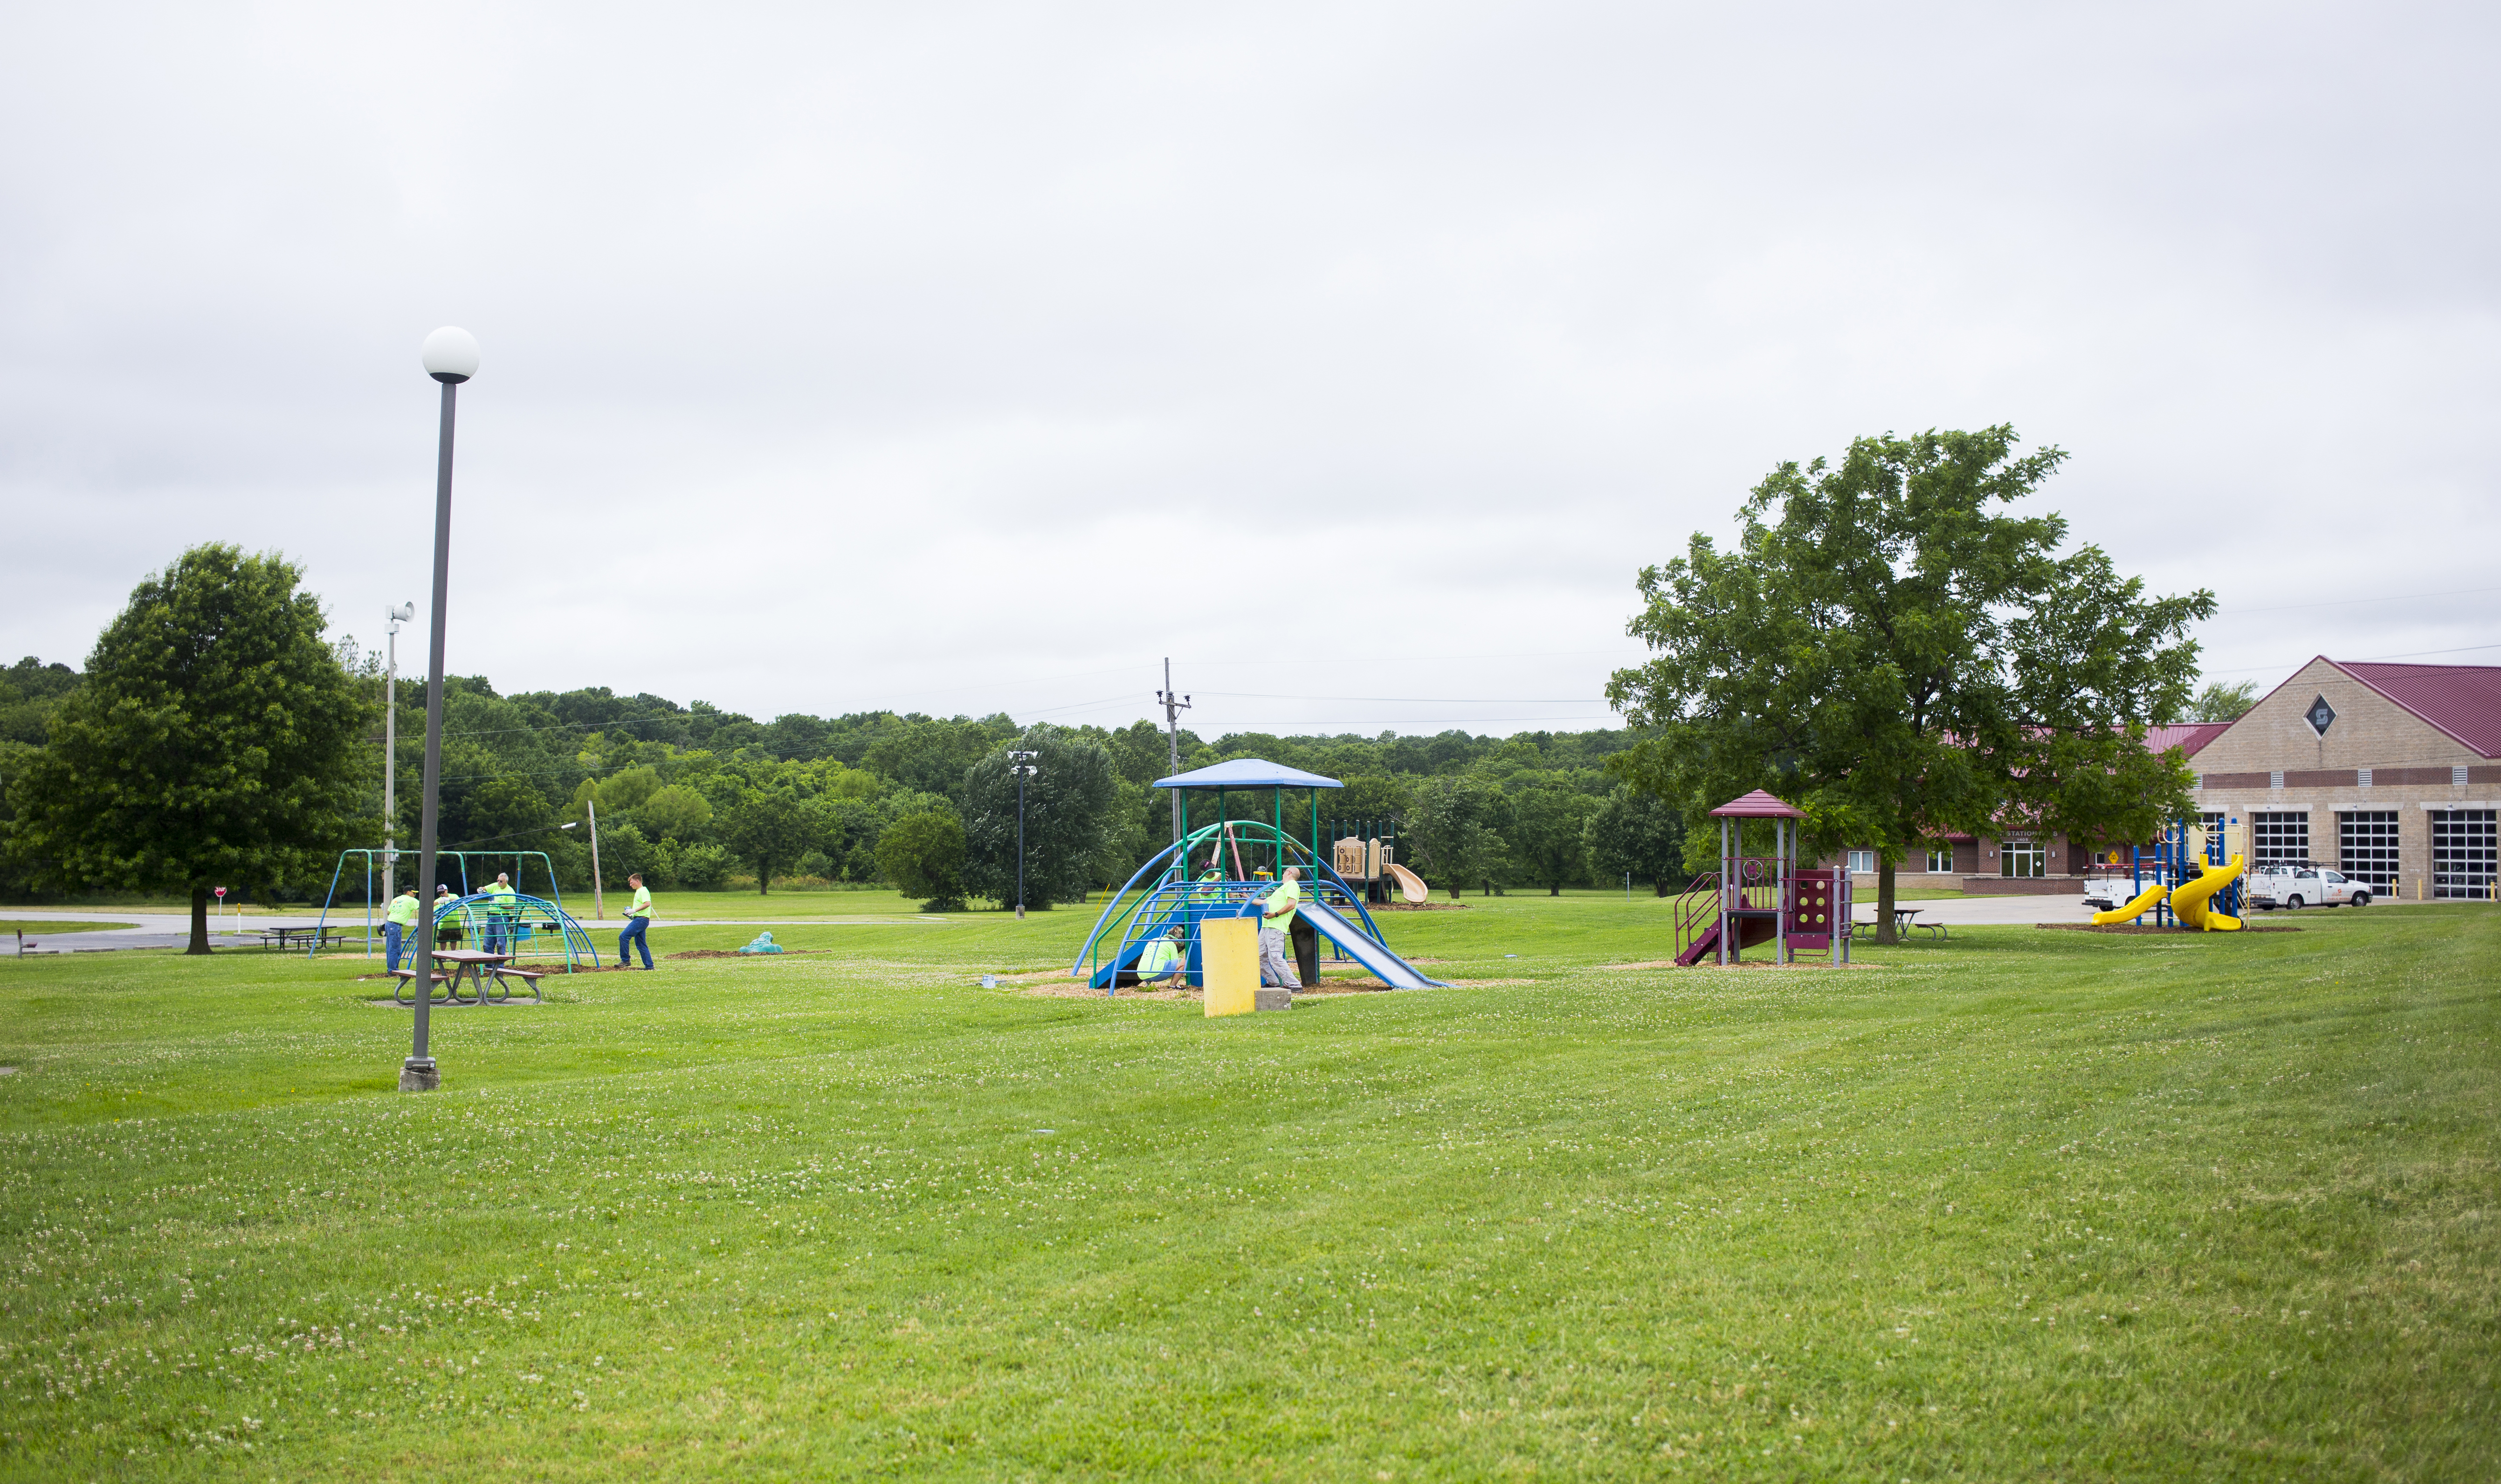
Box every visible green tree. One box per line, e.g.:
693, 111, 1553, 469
876, 811, 967, 910
720, 788, 824, 894
634, 784, 714, 844
2189, 679, 2260, 722
1604, 427, 2212, 943
960, 728, 1119, 909
1582, 788, 1687, 896
1508, 784, 1596, 895
1, 546, 372, 951
1404, 775, 1506, 900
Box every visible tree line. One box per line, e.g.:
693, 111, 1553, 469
0, 547, 1698, 945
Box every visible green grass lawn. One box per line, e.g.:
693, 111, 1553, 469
1, 898, 2494, 1480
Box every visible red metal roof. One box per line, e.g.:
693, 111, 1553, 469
1710, 789, 1806, 818
2332, 660, 2501, 758
2142, 721, 2232, 757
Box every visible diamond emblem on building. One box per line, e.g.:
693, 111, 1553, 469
2306, 695, 2335, 735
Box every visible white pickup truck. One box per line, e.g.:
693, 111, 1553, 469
2244, 864, 2371, 910
2081, 867, 2176, 912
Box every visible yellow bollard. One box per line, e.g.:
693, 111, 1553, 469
1201, 916, 1258, 1018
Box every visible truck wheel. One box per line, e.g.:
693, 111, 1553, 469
2350, 891, 2370, 907
2286, 895, 2304, 910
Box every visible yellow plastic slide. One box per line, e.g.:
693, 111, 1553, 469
2170, 855, 2245, 931
2092, 881, 2168, 925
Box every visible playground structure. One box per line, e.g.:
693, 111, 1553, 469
310, 848, 571, 958
2088, 817, 2246, 931
1670, 790, 1851, 967
1323, 816, 1423, 904
1070, 758, 1445, 996
417, 890, 603, 972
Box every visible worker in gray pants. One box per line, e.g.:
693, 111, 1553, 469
1258, 867, 1303, 990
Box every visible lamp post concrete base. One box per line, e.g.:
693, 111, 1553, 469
399, 1058, 440, 1092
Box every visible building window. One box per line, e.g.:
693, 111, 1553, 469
2001, 838, 2046, 878
1925, 845, 1953, 874
1846, 850, 1876, 875
2199, 811, 2226, 865
2252, 811, 2309, 866
2432, 810, 2496, 900
2339, 811, 2400, 895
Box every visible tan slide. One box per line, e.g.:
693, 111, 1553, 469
1386, 863, 1430, 904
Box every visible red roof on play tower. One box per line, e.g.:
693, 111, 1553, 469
1709, 790, 1806, 818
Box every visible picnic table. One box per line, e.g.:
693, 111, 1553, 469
391, 949, 544, 1006
256, 924, 340, 953
1854, 906, 1947, 940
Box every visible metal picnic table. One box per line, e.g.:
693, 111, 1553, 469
392, 949, 544, 1006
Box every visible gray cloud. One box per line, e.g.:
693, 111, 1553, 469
4, 1, 2494, 735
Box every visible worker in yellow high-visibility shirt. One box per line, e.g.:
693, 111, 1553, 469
383, 886, 420, 972
482, 872, 518, 956
1258, 866, 1302, 990
1127, 926, 1186, 989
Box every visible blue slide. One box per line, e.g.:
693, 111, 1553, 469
1296, 900, 1446, 989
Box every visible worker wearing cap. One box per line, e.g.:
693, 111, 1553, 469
1258, 866, 1302, 990
383, 886, 420, 972
432, 884, 463, 950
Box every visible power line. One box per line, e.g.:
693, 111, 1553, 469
2204, 639, 2501, 676
2221, 584, 2501, 616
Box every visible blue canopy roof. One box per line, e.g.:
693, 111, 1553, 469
1151, 757, 1343, 790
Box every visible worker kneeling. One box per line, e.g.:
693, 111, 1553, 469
1120, 927, 1187, 989
1259, 867, 1303, 990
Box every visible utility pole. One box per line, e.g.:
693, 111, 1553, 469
381, 601, 414, 905
1009, 750, 1040, 921
1157, 658, 1190, 846
586, 797, 607, 922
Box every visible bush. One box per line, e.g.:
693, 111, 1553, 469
876, 811, 966, 911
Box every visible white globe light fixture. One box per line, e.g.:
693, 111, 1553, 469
420, 326, 479, 384
401, 326, 482, 1093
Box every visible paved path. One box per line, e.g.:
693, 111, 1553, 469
0, 908, 954, 955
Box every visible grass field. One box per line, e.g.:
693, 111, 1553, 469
1, 896, 2494, 1480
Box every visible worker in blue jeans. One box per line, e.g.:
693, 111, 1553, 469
618, 872, 655, 969
383, 886, 420, 972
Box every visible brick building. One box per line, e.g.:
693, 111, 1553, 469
1828, 658, 2501, 901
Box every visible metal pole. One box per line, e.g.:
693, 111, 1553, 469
587, 799, 606, 922
383, 618, 397, 907
403, 379, 457, 1093
1015, 764, 1027, 921
1158, 659, 1189, 848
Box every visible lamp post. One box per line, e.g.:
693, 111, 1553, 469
381, 600, 414, 906
401, 325, 478, 1095
1009, 751, 1039, 921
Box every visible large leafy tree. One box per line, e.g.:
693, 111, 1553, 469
1604, 427, 2212, 942
1403, 775, 1506, 900
3, 546, 372, 951
721, 787, 822, 894
1507, 784, 1596, 895
1583, 787, 1687, 896
959, 727, 1118, 909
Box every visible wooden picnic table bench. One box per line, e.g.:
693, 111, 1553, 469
1853, 907, 1948, 940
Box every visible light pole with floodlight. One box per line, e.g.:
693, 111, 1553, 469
402, 326, 478, 1094
1009, 751, 1039, 921
381, 600, 414, 905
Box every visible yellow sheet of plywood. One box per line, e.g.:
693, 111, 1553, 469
1201, 916, 1258, 1017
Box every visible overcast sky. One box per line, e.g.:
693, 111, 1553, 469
3, 2, 2494, 740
